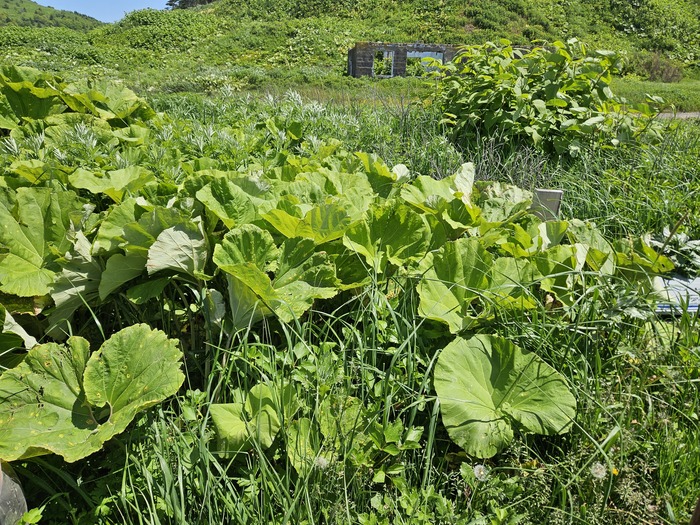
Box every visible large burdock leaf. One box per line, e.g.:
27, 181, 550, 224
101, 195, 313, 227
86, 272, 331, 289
263, 202, 354, 245
400, 174, 455, 214
0, 66, 65, 122
146, 222, 208, 279
0, 187, 85, 297
212, 224, 279, 274
68, 167, 154, 204
1, 304, 36, 355
47, 232, 101, 337
417, 237, 492, 333
214, 225, 337, 323
98, 207, 191, 300
343, 201, 432, 271
473, 181, 532, 224
533, 244, 584, 307
196, 177, 257, 229
485, 257, 540, 310
0, 91, 18, 130
0, 324, 184, 463
92, 198, 138, 255
434, 335, 576, 458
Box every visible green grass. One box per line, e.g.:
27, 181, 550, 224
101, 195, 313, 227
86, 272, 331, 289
614, 78, 700, 113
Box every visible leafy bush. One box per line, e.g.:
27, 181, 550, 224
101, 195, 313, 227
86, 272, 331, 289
93, 9, 223, 53
627, 51, 684, 83
0, 26, 103, 65
433, 39, 668, 157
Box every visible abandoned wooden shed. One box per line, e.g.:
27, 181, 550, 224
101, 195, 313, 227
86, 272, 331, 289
347, 42, 459, 78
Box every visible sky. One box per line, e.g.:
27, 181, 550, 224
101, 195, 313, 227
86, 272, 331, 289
33, 1, 170, 23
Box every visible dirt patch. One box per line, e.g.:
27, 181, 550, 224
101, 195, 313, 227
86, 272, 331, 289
659, 112, 700, 119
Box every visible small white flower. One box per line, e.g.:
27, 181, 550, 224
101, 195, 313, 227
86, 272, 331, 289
590, 462, 607, 479
473, 464, 489, 482
314, 456, 330, 470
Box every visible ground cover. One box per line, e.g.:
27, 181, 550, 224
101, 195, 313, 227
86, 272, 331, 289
0, 0, 101, 30
1, 0, 700, 111
0, 59, 698, 525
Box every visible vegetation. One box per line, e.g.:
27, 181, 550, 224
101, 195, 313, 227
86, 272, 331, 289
0, 2, 699, 524
166, 0, 215, 8
0, 0, 101, 31
0, 0, 698, 109
433, 39, 667, 157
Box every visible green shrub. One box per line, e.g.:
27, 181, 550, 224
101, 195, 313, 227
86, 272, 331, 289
433, 39, 667, 157
623, 51, 685, 82
93, 9, 223, 53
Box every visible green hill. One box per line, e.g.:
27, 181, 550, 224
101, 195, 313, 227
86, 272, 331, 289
0, 0, 697, 95
0, 0, 102, 30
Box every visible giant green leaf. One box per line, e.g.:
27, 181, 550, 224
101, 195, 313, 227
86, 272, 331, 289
0, 66, 66, 122
146, 222, 208, 278
98, 206, 191, 297
417, 238, 492, 333
92, 198, 138, 255
263, 202, 354, 244
68, 167, 154, 204
195, 177, 257, 229
566, 219, 615, 274
286, 417, 334, 476
224, 275, 268, 331
434, 334, 576, 458
47, 232, 101, 337
270, 237, 338, 319
343, 201, 432, 271
98, 253, 145, 300
354, 152, 397, 199
474, 181, 532, 224
213, 224, 279, 273
8, 159, 71, 186
0, 304, 36, 356
453, 162, 476, 204
0, 187, 85, 297
0, 324, 184, 462
534, 244, 584, 307
400, 175, 455, 214
214, 226, 337, 323
0, 91, 18, 130
60, 79, 155, 125
122, 206, 190, 258
486, 257, 540, 310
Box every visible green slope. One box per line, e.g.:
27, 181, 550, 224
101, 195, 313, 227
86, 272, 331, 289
0, 0, 102, 30
0, 0, 697, 94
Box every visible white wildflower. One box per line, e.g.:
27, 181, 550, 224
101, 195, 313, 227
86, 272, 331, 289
590, 462, 607, 479
473, 464, 489, 482
314, 456, 330, 470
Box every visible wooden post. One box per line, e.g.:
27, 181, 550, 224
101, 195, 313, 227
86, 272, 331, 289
690, 497, 700, 525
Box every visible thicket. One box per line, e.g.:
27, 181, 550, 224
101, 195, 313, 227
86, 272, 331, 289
434, 40, 669, 158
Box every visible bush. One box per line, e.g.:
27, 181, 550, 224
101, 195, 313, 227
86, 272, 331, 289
433, 39, 667, 157
627, 51, 684, 83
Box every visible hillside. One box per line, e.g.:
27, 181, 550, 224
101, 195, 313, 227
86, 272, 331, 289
0, 0, 697, 95
0, 0, 102, 30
